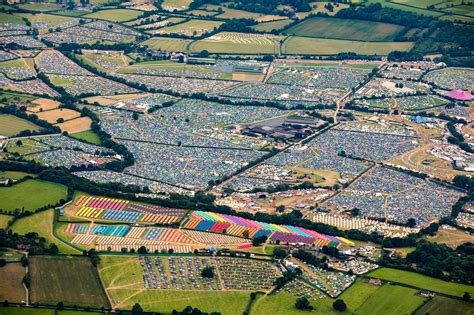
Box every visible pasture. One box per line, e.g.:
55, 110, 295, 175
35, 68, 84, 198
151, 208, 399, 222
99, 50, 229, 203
286, 17, 405, 41
56, 116, 92, 133
0, 170, 36, 180
0, 179, 67, 212
415, 296, 474, 315
282, 36, 414, 55
11, 209, 79, 254
190, 32, 284, 54
70, 130, 101, 145
17, 13, 75, 26
141, 37, 192, 51
0, 114, 42, 137
155, 19, 223, 37
0, 12, 26, 24
0, 308, 105, 315
0, 213, 13, 229
29, 256, 110, 308
368, 267, 474, 297
162, 0, 193, 11
84, 9, 143, 22
36, 108, 81, 124
0, 262, 26, 303
17, 3, 62, 12
203, 5, 262, 19
252, 19, 293, 32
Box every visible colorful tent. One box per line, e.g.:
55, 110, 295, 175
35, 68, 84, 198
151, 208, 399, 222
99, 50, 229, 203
448, 89, 474, 101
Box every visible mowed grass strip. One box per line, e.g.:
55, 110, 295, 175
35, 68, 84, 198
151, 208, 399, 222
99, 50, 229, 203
0, 262, 26, 303
84, 9, 143, 22
0, 179, 67, 212
0, 114, 42, 137
286, 17, 405, 41
282, 36, 414, 55
368, 267, 474, 297
30, 256, 110, 308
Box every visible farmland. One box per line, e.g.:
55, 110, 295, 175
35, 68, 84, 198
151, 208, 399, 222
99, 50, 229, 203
253, 19, 293, 32
153, 19, 223, 37
0, 214, 12, 229
0, 114, 42, 137
69, 130, 101, 145
415, 296, 474, 315
141, 37, 192, 51
0, 180, 67, 213
286, 17, 405, 41
84, 9, 143, 22
0, 262, 26, 303
190, 32, 284, 54
29, 256, 110, 308
368, 268, 474, 297
282, 36, 414, 55
36, 108, 81, 124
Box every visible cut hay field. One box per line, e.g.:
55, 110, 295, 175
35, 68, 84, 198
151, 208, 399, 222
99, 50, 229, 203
56, 116, 92, 133
286, 17, 405, 41
0, 262, 26, 303
11, 209, 80, 254
415, 295, 474, 315
69, 130, 101, 145
84, 9, 143, 22
162, 0, 193, 11
30, 256, 110, 308
141, 37, 192, 51
99, 255, 250, 313
28, 98, 61, 112
190, 32, 284, 54
368, 267, 474, 297
0, 114, 42, 137
252, 19, 293, 32
155, 19, 223, 36
282, 36, 414, 55
0, 179, 67, 212
36, 108, 81, 123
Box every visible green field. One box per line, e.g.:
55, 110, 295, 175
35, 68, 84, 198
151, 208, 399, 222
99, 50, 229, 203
162, 0, 193, 11
190, 32, 284, 54
17, 3, 62, 12
0, 170, 36, 180
69, 130, 101, 145
156, 19, 223, 36
0, 12, 26, 24
363, 0, 445, 16
415, 296, 474, 315
0, 308, 105, 315
0, 91, 37, 103
286, 17, 405, 41
11, 209, 79, 254
282, 36, 414, 55
84, 9, 143, 22
391, 0, 442, 8
141, 37, 192, 51
252, 19, 293, 32
368, 268, 474, 297
99, 255, 250, 313
0, 214, 12, 229
49, 10, 88, 17
0, 114, 42, 137
0, 179, 67, 213
30, 256, 110, 308
17, 13, 75, 26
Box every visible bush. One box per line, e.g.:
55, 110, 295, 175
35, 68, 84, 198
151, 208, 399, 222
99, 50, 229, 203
333, 299, 347, 311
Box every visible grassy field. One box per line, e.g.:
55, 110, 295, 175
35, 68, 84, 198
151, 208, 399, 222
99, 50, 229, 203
0, 170, 36, 180
415, 295, 474, 315
286, 17, 405, 41
0, 213, 13, 229
84, 9, 143, 22
17, 3, 62, 12
141, 37, 192, 51
50, 10, 89, 17
0, 91, 37, 103
282, 36, 414, 55
30, 256, 109, 308
156, 19, 223, 36
252, 19, 293, 32
162, 0, 193, 11
391, 0, 441, 8
0, 179, 67, 213
69, 130, 101, 145
0, 114, 42, 137
99, 255, 250, 313
203, 4, 262, 19
0, 262, 26, 303
17, 13, 75, 26
0, 12, 26, 24
364, 0, 445, 16
425, 228, 474, 247
0, 308, 105, 315
190, 32, 284, 54
11, 209, 79, 254
368, 268, 474, 297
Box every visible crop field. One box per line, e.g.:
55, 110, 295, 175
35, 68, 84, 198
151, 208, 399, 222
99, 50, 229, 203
141, 37, 192, 51
368, 268, 474, 297
56, 116, 92, 133
286, 17, 405, 41
282, 36, 414, 55
415, 296, 474, 315
0, 262, 25, 303
84, 9, 143, 22
252, 19, 293, 32
190, 32, 284, 54
11, 209, 79, 254
0, 179, 67, 212
154, 19, 223, 37
70, 130, 101, 145
0, 114, 42, 137
28, 98, 61, 112
30, 256, 110, 308
162, 0, 193, 11
36, 108, 81, 123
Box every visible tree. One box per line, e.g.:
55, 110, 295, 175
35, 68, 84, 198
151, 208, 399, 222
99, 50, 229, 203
137, 246, 147, 254
295, 297, 313, 310
49, 244, 59, 255
276, 205, 285, 213
252, 235, 267, 246
201, 266, 214, 278
21, 255, 28, 267
56, 302, 65, 310
132, 303, 143, 315
333, 299, 347, 311
463, 292, 471, 302
132, 112, 139, 120
57, 118, 65, 123
0, 259, 6, 267
16, 140, 23, 147
406, 218, 416, 227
